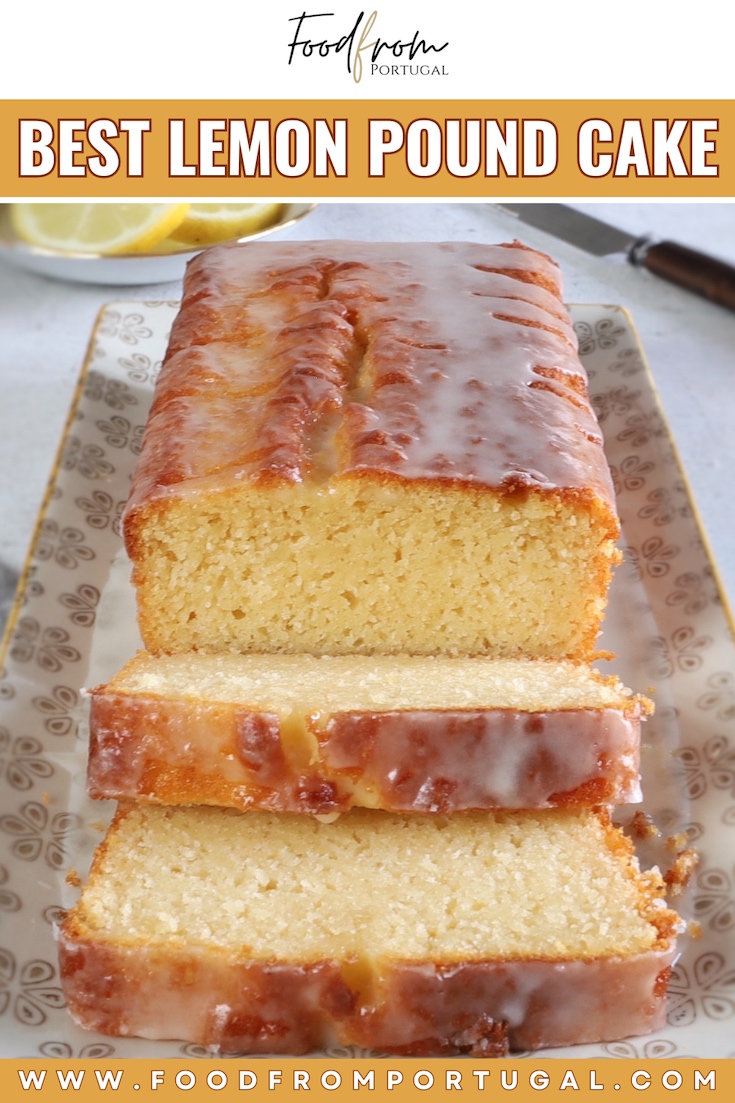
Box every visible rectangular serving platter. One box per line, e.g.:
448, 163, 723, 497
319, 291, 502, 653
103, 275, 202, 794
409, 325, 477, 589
0, 301, 734, 1059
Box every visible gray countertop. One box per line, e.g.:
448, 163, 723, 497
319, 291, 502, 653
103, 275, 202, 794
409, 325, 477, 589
1, 201, 734, 631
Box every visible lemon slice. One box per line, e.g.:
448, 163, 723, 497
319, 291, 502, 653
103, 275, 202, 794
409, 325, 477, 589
168, 203, 284, 246
10, 203, 190, 255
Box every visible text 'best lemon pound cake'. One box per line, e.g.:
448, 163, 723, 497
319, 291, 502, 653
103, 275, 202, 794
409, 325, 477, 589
123, 240, 620, 659
60, 806, 681, 1056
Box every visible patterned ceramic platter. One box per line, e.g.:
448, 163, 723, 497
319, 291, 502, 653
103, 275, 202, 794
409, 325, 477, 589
0, 302, 734, 1059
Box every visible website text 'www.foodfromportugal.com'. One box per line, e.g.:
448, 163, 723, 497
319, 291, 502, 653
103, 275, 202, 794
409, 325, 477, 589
14, 1065, 718, 1094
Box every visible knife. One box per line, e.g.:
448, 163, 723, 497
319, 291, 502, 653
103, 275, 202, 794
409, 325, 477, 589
498, 203, 735, 313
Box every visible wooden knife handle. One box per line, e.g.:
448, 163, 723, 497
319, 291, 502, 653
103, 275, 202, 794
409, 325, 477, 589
635, 239, 735, 312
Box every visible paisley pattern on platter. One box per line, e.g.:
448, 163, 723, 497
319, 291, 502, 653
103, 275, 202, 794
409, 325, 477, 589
0, 302, 733, 1057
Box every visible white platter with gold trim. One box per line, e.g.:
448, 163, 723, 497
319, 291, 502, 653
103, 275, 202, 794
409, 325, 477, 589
0, 302, 733, 1058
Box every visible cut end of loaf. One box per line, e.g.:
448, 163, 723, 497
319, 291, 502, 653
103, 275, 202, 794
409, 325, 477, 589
127, 477, 618, 658
63, 805, 678, 963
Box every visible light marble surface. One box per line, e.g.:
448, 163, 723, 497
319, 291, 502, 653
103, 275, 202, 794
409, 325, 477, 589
1, 201, 734, 629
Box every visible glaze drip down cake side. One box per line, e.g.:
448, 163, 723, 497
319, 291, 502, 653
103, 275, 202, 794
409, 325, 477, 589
123, 240, 620, 659
59, 239, 684, 1056
87, 652, 649, 813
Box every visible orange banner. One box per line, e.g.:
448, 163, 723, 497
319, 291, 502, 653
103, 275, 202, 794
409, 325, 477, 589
0, 1059, 729, 1103
1, 100, 734, 198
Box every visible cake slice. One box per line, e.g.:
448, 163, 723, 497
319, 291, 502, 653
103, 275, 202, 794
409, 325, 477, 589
87, 653, 648, 813
123, 240, 620, 660
59, 804, 680, 1056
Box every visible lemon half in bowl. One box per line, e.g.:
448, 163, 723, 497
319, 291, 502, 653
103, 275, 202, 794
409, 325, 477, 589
167, 203, 286, 247
10, 203, 192, 255
0, 202, 315, 285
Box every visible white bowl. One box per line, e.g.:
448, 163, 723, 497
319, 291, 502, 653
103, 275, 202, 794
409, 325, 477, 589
0, 203, 316, 286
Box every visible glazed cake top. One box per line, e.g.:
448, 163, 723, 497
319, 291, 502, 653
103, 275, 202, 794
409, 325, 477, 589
127, 240, 616, 510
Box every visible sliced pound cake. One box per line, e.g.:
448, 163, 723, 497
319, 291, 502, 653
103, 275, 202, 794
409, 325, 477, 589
123, 240, 620, 660
87, 653, 649, 812
60, 805, 680, 1056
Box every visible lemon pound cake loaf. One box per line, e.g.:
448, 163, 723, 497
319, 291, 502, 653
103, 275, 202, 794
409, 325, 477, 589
124, 240, 620, 659
87, 653, 648, 813
60, 805, 680, 1055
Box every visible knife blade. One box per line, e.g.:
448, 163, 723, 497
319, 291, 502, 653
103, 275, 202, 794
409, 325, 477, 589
498, 203, 735, 312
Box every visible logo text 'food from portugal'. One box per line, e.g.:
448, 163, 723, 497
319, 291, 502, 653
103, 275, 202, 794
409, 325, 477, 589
287, 10, 449, 82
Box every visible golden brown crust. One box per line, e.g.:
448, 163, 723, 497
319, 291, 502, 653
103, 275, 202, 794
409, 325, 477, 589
87, 688, 643, 813
59, 931, 677, 1055
125, 240, 617, 509
663, 848, 699, 896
